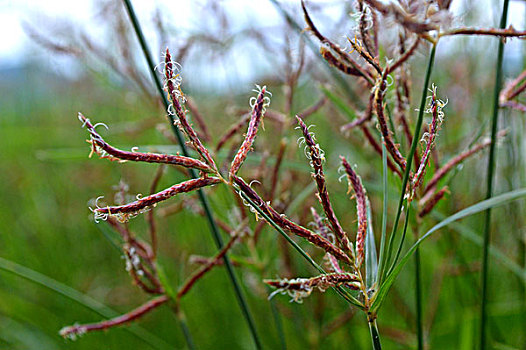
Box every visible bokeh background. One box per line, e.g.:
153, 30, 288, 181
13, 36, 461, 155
1, 0, 525, 349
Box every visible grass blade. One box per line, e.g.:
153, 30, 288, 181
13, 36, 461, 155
371, 187, 526, 313
376, 140, 389, 286
365, 199, 378, 290
0, 257, 171, 349
431, 211, 525, 282
320, 86, 357, 121
480, 1, 510, 349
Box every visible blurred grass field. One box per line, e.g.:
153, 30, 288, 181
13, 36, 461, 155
1, 3, 526, 349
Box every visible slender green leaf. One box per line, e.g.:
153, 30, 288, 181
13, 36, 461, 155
365, 199, 378, 290
371, 188, 526, 312
376, 140, 389, 286
431, 212, 525, 282
319, 86, 357, 121
0, 257, 172, 349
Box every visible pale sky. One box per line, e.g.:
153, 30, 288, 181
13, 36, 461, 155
1, 0, 524, 90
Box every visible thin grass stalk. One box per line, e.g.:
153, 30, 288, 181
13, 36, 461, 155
121, 1, 262, 348
268, 293, 287, 350
480, 1, 509, 349
414, 245, 423, 350
172, 305, 196, 350
368, 317, 382, 350
380, 43, 437, 282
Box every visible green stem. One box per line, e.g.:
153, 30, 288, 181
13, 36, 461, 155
121, 1, 262, 348
415, 247, 423, 350
381, 43, 437, 282
480, 1, 509, 349
368, 317, 382, 350
268, 291, 287, 350
172, 305, 196, 350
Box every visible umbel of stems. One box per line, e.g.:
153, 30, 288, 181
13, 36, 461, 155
63, 1, 522, 347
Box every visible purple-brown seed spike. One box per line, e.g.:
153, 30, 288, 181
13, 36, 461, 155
412, 85, 445, 193
386, 37, 421, 74
340, 156, 368, 267
302, 0, 374, 85
60, 295, 169, 339
229, 86, 268, 180
296, 116, 354, 257
94, 177, 222, 222
78, 113, 213, 173
360, 125, 402, 178
320, 47, 362, 77
164, 48, 217, 170
418, 186, 448, 218
177, 231, 240, 300
232, 175, 352, 265
264, 273, 360, 302
311, 207, 343, 274
375, 68, 407, 171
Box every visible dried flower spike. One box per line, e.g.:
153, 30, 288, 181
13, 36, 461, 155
296, 116, 354, 258
232, 175, 352, 265
94, 177, 222, 222
164, 48, 217, 170
265, 273, 360, 303
412, 84, 447, 194
230, 85, 270, 179
78, 113, 213, 173
340, 156, 368, 267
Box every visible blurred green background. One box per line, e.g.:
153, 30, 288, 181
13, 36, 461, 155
1, 1, 525, 349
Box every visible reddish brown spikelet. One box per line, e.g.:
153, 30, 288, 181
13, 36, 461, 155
375, 69, 407, 171
95, 177, 222, 221
78, 113, 213, 173
302, 0, 374, 85
311, 207, 343, 274
230, 86, 267, 179
500, 69, 526, 103
360, 126, 402, 178
296, 116, 353, 256
177, 232, 239, 300
232, 175, 352, 265
412, 86, 444, 191
60, 295, 169, 338
321, 47, 361, 76
347, 36, 382, 75
264, 272, 360, 302
418, 186, 448, 218
442, 26, 526, 38
164, 49, 217, 170
340, 156, 368, 267
387, 37, 420, 74
264, 273, 358, 290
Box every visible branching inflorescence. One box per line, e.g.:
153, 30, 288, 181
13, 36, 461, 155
63, 0, 523, 346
